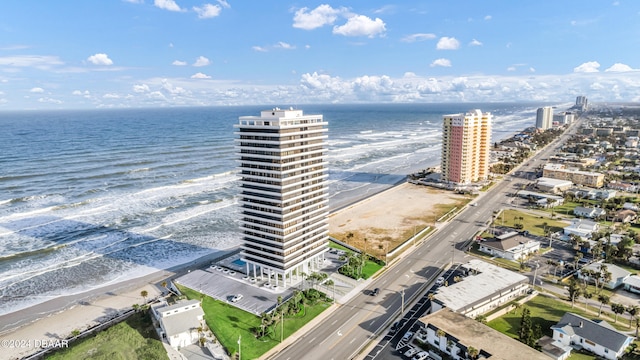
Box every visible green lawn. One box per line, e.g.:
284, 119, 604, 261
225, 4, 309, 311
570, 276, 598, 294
47, 311, 168, 360
328, 240, 352, 252
178, 285, 331, 360
500, 209, 568, 237
487, 294, 628, 340
361, 260, 384, 279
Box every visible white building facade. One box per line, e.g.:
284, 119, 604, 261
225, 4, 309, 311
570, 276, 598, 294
536, 106, 553, 130
153, 299, 205, 349
235, 108, 329, 288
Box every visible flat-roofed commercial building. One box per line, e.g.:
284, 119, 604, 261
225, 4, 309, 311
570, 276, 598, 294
542, 163, 605, 188
431, 259, 529, 319
441, 110, 492, 184
235, 108, 329, 288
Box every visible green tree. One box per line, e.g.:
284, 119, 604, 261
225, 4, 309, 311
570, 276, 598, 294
612, 303, 625, 323
518, 307, 535, 347
140, 290, 148, 304
627, 305, 638, 329
567, 278, 581, 308
598, 294, 610, 317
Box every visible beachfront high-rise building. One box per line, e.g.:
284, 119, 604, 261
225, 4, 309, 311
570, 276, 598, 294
441, 109, 492, 185
536, 106, 554, 130
234, 108, 329, 288
576, 96, 588, 111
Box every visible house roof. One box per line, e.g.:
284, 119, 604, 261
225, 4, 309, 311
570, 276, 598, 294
582, 262, 631, 281
433, 259, 529, 313
159, 306, 204, 337
481, 233, 538, 252
551, 313, 632, 353
623, 275, 640, 288
419, 309, 549, 360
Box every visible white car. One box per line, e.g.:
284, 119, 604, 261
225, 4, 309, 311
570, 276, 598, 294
435, 277, 445, 286
231, 294, 243, 302
412, 351, 429, 360
404, 347, 418, 357
402, 331, 414, 342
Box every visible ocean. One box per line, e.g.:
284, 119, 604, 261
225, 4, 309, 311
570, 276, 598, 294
0, 102, 566, 316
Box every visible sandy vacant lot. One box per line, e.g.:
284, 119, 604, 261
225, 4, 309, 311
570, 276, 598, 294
329, 182, 470, 258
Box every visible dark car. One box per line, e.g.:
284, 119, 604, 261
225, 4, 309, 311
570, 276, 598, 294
390, 320, 405, 334
371, 288, 380, 296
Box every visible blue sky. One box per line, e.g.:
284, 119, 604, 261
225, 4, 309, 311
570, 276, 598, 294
1, 0, 639, 110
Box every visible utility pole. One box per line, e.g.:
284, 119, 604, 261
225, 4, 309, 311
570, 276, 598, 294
238, 335, 241, 360
401, 289, 405, 313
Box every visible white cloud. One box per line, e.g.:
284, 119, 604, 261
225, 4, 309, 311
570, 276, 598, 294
193, 4, 222, 19
436, 37, 460, 50
401, 33, 436, 43
605, 63, 638, 72
430, 58, 452, 67
275, 42, 295, 50
72, 90, 91, 98
154, 0, 183, 12
37, 97, 62, 104
191, 72, 211, 79
333, 15, 386, 38
30, 87, 44, 93
469, 39, 483, 46
252, 46, 268, 52
87, 53, 113, 66
193, 56, 211, 67
123, 0, 144, 3
484, 15, 492, 20
133, 84, 150, 93
172, 60, 187, 66
507, 66, 516, 72
293, 4, 345, 30
103, 93, 120, 99
574, 61, 600, 73
217, 0, 230, 8
0, 55, 63, 69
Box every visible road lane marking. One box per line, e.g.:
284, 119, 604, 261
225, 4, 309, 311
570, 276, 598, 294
309, 337, 317, 343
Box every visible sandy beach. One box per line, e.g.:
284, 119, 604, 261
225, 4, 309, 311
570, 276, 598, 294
0, 182, 464, 359
0, 250, 233, 360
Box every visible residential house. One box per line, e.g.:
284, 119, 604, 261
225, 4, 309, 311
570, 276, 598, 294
418, 308, 549, 360
549, 312, 633, 360
623, 275, 640, 294
622, 202, 639, 212
578, 262, 631, 290
478, 231, 541, 261
613, 209, 637, 223
572, 206, 606, 219
152, 299, 205, 349
563, 219, 600, 239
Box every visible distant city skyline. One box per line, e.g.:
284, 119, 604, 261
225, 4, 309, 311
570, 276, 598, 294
1, 1, 639, 110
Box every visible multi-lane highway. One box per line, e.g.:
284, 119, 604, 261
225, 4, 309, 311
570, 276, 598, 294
268, 117, 582, 360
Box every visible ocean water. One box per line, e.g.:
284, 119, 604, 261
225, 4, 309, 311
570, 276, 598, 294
0, 103, 566, 315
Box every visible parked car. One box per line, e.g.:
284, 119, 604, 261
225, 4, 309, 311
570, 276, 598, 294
402, 331, 414, 342
371, 288, 380, 296
404, 347, 418, 357
231, 294, 243, 302
412, 351, 429, 360
390, 320, 404, 334
435, 277, 445, 286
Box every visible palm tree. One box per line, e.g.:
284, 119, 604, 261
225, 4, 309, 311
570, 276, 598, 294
597, 294, 610, 317
567, 278, 581, 308
627, 305, 638, 329
583, 291, 592, 311
140, 290, 148, 304
467, 346, 479, 359
612, 303, 625, 323
324, 279, 335, 302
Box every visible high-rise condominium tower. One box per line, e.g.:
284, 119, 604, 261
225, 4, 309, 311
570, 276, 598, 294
235, 108, 329, 288
441, 109, 492, 184
536, 106, 553, 130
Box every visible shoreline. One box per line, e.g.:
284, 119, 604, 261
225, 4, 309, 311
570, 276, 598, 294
0, 117, 540, 359
0, 248, 236, 335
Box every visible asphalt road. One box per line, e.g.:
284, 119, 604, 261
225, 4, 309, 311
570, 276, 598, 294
268, 117, 582, 360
